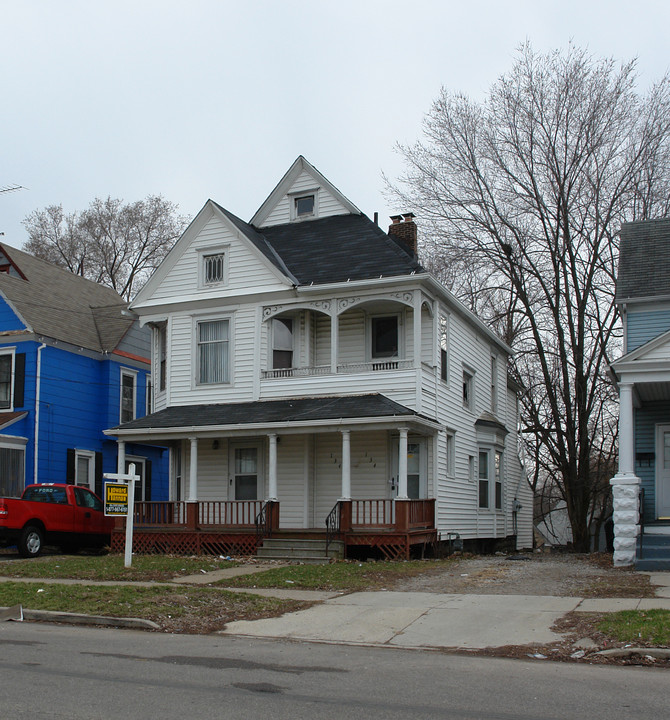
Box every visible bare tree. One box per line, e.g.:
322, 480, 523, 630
23, 195, 189, 300
389, 44, 670, 551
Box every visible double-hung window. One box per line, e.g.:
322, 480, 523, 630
478, 450, 489, 508
272, 318, 294, 369
439, 314, 448, 382
197, 319, 230, 384
0, 352, 13, 410
371, 316, 399, 359
120, 370, 137, 423
75, 449, 95, 490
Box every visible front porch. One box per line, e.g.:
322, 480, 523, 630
110, 497, 437, 561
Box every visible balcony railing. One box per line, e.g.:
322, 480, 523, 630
133, 500, 263, 528
262, 359, 413, 379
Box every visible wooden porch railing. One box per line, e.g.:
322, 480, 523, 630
133, 500, 265, 528
350, 499, 395, 528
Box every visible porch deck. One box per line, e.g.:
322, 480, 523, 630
110, 498, 437, 561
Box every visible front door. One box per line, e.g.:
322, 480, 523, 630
656, 425, 670, 519
230, 445, 262, 500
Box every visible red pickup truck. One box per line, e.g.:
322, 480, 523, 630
0, 484, 115, 557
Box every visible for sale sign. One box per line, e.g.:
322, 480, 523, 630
104, 482, 129, 516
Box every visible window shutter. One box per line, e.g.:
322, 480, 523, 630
13, 353, 25, 408
66, 448, 75, 484
95, 452, 103, 498
145, 460, 152, 501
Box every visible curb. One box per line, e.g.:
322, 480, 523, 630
3, 606, 159, 630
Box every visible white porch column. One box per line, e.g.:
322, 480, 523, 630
610, 382, 641, 567
340, 429, 351, 500
413, 292, 422, 369
330, 310, 339, 374
397, 427, 409, 499
188, 436, 198, 502
268, 433, 278, 501
117, 440, 126, 474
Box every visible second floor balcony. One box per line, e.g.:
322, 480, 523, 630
260, 291, 438, 382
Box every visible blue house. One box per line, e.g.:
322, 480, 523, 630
611, 219, 670, 568
0, 243, 167, 503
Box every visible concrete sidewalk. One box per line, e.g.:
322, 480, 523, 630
220, 572, 670, 650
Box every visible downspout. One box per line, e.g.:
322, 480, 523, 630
34, 342, 46, 484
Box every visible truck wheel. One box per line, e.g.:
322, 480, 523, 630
18, 525, 44, 558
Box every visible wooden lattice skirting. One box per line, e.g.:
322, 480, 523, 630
111, 529, 259, 557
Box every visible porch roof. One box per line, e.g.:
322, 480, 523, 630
107, 393, 441, 440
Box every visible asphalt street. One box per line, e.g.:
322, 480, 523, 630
0, 622, 667, 720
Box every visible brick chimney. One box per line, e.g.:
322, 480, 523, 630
388, 213, 417, 256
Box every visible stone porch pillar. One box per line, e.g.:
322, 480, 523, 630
610, 382, 641, 567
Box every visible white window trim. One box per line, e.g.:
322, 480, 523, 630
120, 368, 138, 423
445, 430, 456, 478
197, 245, 230, 288
271, 315, 296, 370
75, 449, 96, 490
126, 455, 146, 502
367, 312, 403, 362
192, 314, 234, 387
477, 445, 504, 511
154, 322, 168, 396
0, 347, 16, 412
439, 313, 449, 384
289, 188, 320, 221
0, 435, 26, 497
463, 365, 475, 412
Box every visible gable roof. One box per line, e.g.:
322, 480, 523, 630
251, 156, 361, 227
260, 214, 423, 284
215, 210, 423, 286
617, 218, 670, 303
0, 243, 133, 352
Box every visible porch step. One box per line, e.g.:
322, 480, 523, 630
636, 531, 670, 571
256, 538, 344, 564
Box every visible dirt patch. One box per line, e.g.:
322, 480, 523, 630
390, 552, 656, 598
390, 553, 669, 668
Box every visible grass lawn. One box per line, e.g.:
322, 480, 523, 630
0, 552, 238, 582
598, 609, 670, 646
0, 581, 306, 634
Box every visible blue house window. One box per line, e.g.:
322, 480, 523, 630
120, 370, 137, 423
0, 354, 12, 409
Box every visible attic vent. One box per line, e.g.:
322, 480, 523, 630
204, 253, 225, 284
295, 195, 315, 217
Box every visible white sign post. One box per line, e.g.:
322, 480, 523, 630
103, 463, 138, 568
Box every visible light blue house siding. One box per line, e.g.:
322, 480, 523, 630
627, 309, 670, 352
634, 401, 666, 524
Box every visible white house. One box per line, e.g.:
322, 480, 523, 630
106, 156, 533, 559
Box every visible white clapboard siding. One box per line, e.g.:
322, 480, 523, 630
314, 313, 331, 366
168, 306, 259, 405
152, 214, 288, 300
185, 443, 230, 501
337, 309, 366, 365
313, 434, 343, 525
261, 170, 350, 227
277, 435, 309, 528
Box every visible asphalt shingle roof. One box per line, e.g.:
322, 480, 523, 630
617, 218, 670, 302
115, 393, 434, 431
0, 243, 133, 352
210, 206, 423, 285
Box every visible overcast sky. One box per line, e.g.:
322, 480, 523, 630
1, 0, 669, 247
